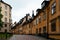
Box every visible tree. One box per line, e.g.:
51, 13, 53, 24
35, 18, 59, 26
0, 7, 3, 28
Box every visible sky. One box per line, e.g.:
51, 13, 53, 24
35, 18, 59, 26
3, 0, 44, 23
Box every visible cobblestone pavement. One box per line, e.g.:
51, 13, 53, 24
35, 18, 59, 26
9, 35, 50, 40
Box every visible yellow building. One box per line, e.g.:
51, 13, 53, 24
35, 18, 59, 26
11, 0, 60, 39
37, 0, 60, 39
48, 0, 60, 39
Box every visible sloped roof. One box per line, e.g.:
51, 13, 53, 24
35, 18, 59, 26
0, 0, 12, 9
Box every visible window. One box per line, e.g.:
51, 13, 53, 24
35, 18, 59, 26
5, 29, 7, 32
9, 19, 12, 23
5, 5, 7, 10
51, 2, 56, 14
59, 0, 60, 10
29, 30, 31, 34
51, 20, 56, 32
59, 17, 60, 32
5, 18, 7, 22
29, 24, 30, 28
5, 24, 7, 27
43, 27, 46, 33
39, 16, 41, 23
39, 18, 41, 23
41, 2, 45, 8
9, 13, 11, 17
9, 8, 11, 12
59, 17, 60, 22
5, 11, 7, 16
46, 0, 50, 1
43, 13, 46, 20
36, 18, 39, 24
39, 28, 41, 33
36, 29, 38, 34
34, 20, 36, 26
59, 17, 60, 29
9, 19, 10, 23
0, 28, 1, 31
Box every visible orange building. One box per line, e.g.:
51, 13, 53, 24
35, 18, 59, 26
11, 0, 60, 39
48, 0, 60, 39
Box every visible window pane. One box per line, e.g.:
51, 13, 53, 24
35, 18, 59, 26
52, 2, 56, 14
43, 27, 46, 33
39, 28, 41, 33
0, 28, 1, 31
36, 18, 39, 24
43, 13, 46, 20
5, 18, 7, 22
51, 20, 56, 32
5, 24, 7, 27
5, 29, 7, 32
5, 11, 7, 16
36, 29, 38, 34
5, 5, 7, 10
59, 0, 60, 10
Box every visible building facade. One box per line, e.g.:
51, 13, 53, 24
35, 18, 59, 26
11, 14, 31, 34
0, 0, 12, 32
11, 0, 60, 39
48, 0, 60, 39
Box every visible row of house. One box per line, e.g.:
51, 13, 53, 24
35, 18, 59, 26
11, 0, 60, 39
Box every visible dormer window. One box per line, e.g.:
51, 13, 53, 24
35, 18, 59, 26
41, 2, 45, 8
41, 0, 50, 9
45, 0, 50, 1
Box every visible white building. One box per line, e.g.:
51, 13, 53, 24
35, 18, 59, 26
0, 0, 12, 32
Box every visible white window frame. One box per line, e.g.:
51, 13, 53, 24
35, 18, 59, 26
51, 2, 56, 14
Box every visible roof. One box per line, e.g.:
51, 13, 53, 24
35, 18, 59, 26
0, 0, 12, 9
41, 0, 50, 9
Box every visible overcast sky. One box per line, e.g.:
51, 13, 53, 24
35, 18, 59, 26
3, 0, 44, 23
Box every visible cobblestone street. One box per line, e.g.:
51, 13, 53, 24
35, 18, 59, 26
9, 35, 50, 40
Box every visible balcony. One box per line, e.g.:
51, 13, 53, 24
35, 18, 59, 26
41, 0, 50, 9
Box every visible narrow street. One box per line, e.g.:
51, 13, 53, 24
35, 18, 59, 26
9, 35, 50, 40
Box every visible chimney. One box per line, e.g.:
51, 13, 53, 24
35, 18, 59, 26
32, 10, 34, 19
26, 14, 30, 21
